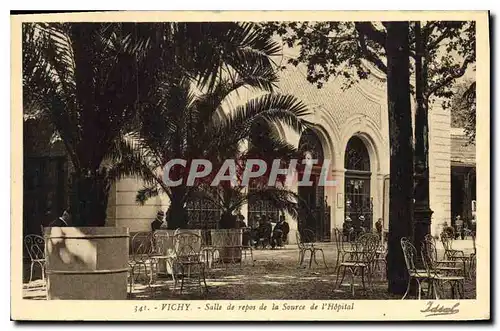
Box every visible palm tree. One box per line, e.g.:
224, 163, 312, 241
125, 67, 311, 229
22, 22, 284, 227
192, 118, 305, 229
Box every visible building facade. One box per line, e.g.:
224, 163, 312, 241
450, 128, 476, 229
104, 64, 453, 240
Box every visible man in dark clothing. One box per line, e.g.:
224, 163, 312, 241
280, 215, 290, 245
343, 216, 354, 240
258, 215, 272, 248
455, 215, 464, 240
250, 215, 261, 248
271, 216, 289, 248
271, 220, 283, 249
151, 210, 165, 231
358, 215, 366, 234
236, 214, 247, 228
375, 218, 383, 238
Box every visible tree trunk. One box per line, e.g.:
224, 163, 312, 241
69, 171, 110, 227
385, 22, 414, 295
166, 197, 188, 229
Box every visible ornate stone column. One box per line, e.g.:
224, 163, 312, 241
413, 21, 433, 253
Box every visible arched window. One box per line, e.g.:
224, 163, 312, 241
299, 128, 324, 161
344, 136, 372, 231
297, 128, 330, 241
344, 136, 370, 171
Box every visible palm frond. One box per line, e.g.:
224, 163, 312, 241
136, 186, 161, 205
207, 93, 311, 155
38, 23, 77, 97
248, 121, 300, 160
105, 134, 164, 189
176, 22, 281, 91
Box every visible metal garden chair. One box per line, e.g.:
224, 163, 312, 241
150, 231, 176, 282
128, 232, 155, 294
334, 233, 379, 296
24, 234, 46, 283
440, 232, 471, 278
373, 240, 388, 279
421, 240, 465, 299
296, 229, 328, 269
333, 228, 356, 272
400, 237, 436, 300
172, 233, 207, 294
241, 228, 255, 265
422, 234, 461, 274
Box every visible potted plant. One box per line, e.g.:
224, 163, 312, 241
211, 212, 243, 263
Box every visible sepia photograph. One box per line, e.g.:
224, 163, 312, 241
11, 10, 490, 321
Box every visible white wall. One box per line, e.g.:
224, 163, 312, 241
428, 100, 452, 236
106, 177, 169, 232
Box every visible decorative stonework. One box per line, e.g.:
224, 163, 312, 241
277, 66, 384, 130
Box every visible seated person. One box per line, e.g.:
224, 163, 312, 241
358, 215, 366, 234
375, 218, 383, 238
257, 216, 273, 248
151, 210, 165, 231
271, 218, 285, 248
280, 216, 290, 245
342, 216, 354, 239
249, 216, 261, 247
442, 221, 455, 239
236, 214, 247, 229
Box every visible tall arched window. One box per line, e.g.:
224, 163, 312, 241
344, 136, 372, 231
297, 128, 330, 241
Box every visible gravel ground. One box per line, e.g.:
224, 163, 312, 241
23, 242, 476, 301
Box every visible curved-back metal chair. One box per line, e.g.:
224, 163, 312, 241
128, 232, 155, 294
332, 228, 343, 270
173, 233, 207, 294
334, 233, 379, 296
373, 239, 388, 279
440, 232, 470, 278
24, 235, 46, 283
400, 237, 435, 300
240, 227, 255, 265
422, 235, 461, 275
421, 239, 465, 299
333, 228, 355, 272
150, 231, 176, 282
295, 229, 328, 269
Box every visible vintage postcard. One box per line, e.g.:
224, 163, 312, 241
11, 10, 490, 321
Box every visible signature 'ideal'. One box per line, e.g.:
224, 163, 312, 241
420, 301, 460, 317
